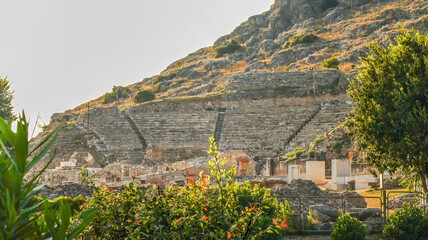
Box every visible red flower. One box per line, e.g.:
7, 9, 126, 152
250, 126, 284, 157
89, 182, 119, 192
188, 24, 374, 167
272, 219, 278, 225
204, 207, 208, 212
249, 203, 258, 211
280, 219, 287, 228
227, 232, 232, 239
186, 177, 196, 184
135, 218, 140, 225
203, 215, 208, 222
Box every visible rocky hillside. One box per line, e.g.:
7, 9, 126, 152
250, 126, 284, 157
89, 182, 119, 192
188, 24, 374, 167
31, 0, 427, 175
65, 0, 428, 112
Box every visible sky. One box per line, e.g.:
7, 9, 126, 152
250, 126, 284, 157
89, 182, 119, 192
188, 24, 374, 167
0, 0, 272, 134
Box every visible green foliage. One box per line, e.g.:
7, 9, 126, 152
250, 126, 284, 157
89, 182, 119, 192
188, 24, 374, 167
283, 33, 318, 49
134, 90, 156, 103
215, 40, 243, 58
331, 212, 367, 240
308, 138, 324, 153
79, 165, 97, 191
0, 113, 98, 239
285, 147, 306, 161
383, 203, 428, 240
0, 77, 16, 121
81, 137, 291, 239
347, 28, 428, 193
322, 57, 340, 69
102, 86, 131, 104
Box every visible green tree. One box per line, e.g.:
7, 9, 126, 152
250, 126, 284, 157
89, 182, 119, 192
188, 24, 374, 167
134, 90, 155, 103
347, 29, 428, 193
0, 77, 16, 121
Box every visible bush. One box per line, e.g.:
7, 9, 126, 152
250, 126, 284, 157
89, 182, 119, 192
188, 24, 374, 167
331, 212, 367, 240
81, 138, 291, 239
102, 86, 131, 104
283, 33, 318, 48
134, 90, 156, 103
383, 203, 428, 240
0, 114, 98, 239
322, 57, 340, 69
215, 40, 243, 58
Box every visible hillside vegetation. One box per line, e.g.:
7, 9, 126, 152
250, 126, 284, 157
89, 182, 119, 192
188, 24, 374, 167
65, 0, 426, 114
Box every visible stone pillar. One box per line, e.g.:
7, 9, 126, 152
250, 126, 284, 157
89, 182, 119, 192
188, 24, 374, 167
332, 159, 351, 180
326, 159, 351, 190
306, 161, 326, 184
287, 165, 301, 183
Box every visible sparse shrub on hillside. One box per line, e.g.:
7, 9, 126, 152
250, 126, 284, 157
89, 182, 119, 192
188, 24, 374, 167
383, 203, 428, 240
215, 40, 243, 58
283, 33, 319, 49
274, 65, 290, 72
152, 71, 179, 85
322, 57, 340, 69
331, 212, 367, 240
134, 90, 156, 103
102, 86, 131, 104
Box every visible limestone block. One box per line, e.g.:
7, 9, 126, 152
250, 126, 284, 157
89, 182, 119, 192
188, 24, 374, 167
309, 204, 340, 222
332, 159, 351, 179
287, 165, 301, 183
306, 161, 325, 184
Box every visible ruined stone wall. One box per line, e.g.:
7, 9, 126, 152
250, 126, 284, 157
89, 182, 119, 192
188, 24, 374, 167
223, 71, 342, 93
80, 107, 146, 164
220, 103, 318, 154
128, 107, 218, 165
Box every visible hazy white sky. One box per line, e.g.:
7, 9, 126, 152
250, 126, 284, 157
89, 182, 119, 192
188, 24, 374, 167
0, 0, 272, 132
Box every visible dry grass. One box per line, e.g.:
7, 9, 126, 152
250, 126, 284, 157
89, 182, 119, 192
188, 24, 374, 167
223, 61, 248, 74
339, 62, 355, 72
357, 187, 407, 208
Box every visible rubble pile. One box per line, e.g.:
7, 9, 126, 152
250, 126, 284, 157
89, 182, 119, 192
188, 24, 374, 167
271, 179, 367, 213
41, 182, 92, 199
388, 193, 421, 209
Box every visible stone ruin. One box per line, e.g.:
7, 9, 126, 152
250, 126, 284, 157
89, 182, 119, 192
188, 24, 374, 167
28, 70, 390, 193
272, 179, 382, 232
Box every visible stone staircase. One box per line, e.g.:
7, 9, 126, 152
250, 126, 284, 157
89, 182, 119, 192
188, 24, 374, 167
283, 104, 322, 150
284, 101, 353, 152
219, 104, 320, 153
123, 111, 147, 151
213, 109, 226, 144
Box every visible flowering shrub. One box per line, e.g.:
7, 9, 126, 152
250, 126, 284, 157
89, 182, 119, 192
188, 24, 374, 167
81, 137, 291, 239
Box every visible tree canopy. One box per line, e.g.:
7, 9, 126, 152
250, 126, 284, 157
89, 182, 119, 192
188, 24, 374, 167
0, 77, 16, 121
347, 29, 428, 193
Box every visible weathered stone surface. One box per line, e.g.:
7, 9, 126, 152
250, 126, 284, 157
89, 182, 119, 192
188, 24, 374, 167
309, 204, 340, 222
272, 179, 367, 213
41, 182, 92, 199
323, 7, 345, 25
338, 0, 370, 8
258, 39, 279, 52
